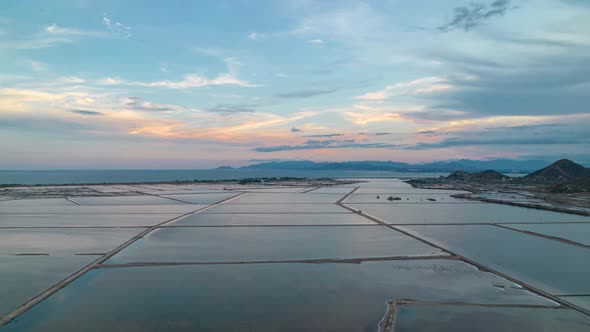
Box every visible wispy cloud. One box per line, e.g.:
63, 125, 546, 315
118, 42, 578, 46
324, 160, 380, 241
305, 39, 324, 44
59, 76, 85, 84
359, 132, 392, 136
102, 15, 132, 37
0, 86, 311, 144
0, 74, 31, 81
356, 77, 452, 100
248, 158, 291, 163
133, 72, 259, 89
415, 130, 438, 136
123, 97, 178, 112
70, 109, 104, 116
407, 118, 590, 150
29, 61, 46, 72
2, 18, 116, 50
101, 57, 261, 89
206, 104, 256, 114
302, 133, 342, 138
276, 89, 335, 99
291, 126, 303, 132
0, 36, 68, 50
254, 140, 402, 152
248, 32, 263, 40
438, 0, 513, 32
46, 23, 106, 37
408, 136, 589, 150
97, 77, 125, 85
343, 107, 405, 125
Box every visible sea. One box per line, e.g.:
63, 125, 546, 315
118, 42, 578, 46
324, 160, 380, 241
0, 170, 449, 186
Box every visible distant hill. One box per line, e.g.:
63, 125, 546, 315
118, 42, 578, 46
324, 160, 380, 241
446, 170, 510, 182
241, 159, 555, 173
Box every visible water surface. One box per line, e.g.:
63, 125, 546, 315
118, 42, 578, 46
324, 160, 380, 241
2, 261, 550, 332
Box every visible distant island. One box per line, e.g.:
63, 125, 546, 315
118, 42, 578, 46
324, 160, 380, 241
223, 159, 589, 174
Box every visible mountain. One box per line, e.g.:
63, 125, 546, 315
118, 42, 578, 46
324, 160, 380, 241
241, 159, 556, 173
518, 159, 590, 193
241, 161, 328, 170
523, 159, 589, 183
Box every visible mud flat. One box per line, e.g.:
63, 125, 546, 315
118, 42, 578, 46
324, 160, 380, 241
407, 180, 590, 216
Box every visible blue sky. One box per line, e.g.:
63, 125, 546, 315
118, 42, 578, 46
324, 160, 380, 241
1, 0, 589, 169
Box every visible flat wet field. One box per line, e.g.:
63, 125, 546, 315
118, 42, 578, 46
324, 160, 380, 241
1, 178, 589, 331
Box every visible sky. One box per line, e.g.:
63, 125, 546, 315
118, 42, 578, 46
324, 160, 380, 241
1, 0, 589, 169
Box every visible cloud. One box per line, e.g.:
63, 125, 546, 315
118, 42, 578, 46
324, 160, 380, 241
69, 109, 104, 116
98, 52, 259, 91
0, 74, 31, 81
302, 133, 342, 138
106, 57, 261, 89
2, 21, 110, 50
46, 23, 105, 37
98, 77, 125, 85
133, 72, 259, 89
343, 108, 406, 125
415, 130, 438, 135
29, 61, 46, 72
359, 132, 392, 136
193, 47, 226, 58
305, 39, 324, 44
276, 89, 335, 99
356, 77, 452, 101
124, 97, 177, 112
206, 104, 256, 114
408, 136, 589, 150
248, 158, 291, 163
102, 15, 132, 37
98, 73, 259, 89
291, 127, 303, 132
407, 121, 590, 150
436, 62, 590, 117
248, 32, 263, 40
0, 86, 316, 145
1, 22, 107, 50
484, 123, 562, 131
254, 140, 402, 152
59, 76, 85, 84
0, 36, 69, 49
438, 0, 513, 32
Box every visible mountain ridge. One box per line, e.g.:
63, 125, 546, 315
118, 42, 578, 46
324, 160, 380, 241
239, 159, 561, 173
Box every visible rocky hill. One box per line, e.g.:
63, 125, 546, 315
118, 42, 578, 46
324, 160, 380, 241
523, 159, 589, 183
518, 159, 590, 193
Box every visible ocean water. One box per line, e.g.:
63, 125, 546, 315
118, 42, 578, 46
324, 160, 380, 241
0, 170, 447, 185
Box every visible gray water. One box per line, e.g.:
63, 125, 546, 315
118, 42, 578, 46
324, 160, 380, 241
1, 178, 587, 331
0, 170, 447, 185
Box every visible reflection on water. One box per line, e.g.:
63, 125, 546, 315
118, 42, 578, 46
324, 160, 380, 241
394, 305, 590, 332
2, 260, 550, 332
405, 225, 590, 295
